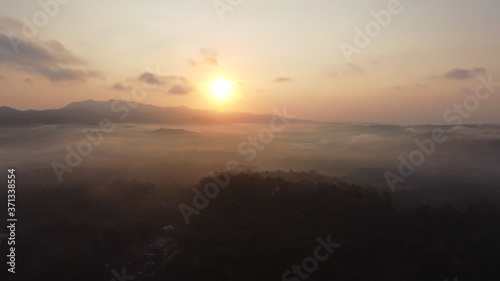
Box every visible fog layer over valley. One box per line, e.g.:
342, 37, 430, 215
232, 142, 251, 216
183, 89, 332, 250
1, 101, 499, 206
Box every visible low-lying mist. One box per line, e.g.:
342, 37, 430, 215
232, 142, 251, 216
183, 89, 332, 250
1, 122, 499, 205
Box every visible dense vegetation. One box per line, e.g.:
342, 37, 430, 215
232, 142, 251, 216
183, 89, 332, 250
1, 170, 499, 281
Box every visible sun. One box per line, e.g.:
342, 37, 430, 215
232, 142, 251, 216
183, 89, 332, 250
211, 79, 232, 100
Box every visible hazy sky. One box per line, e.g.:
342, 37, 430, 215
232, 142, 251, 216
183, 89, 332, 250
1, 0, 499, 124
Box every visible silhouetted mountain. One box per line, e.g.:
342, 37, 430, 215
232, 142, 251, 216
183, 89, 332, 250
0, 100, 309, 125
0, 106, 107, 125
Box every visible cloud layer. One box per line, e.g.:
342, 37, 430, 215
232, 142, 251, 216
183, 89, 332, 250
110, 72, 194, 95
0, 16, 102, 82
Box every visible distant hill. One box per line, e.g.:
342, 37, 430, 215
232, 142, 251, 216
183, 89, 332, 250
0, 100, 309, 126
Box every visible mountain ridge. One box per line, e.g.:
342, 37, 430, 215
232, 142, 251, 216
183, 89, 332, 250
0, 99, 310, 126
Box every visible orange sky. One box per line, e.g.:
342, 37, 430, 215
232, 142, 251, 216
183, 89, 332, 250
1, 0, 499, 124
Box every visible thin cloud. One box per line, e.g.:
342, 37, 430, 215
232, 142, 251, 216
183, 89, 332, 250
109, 82, 131, 91
323, 63, 365, 77
273, 76, 293, 83
136, 72, 194, 95
168, 85, 193, 95
442, 67, 486, 80
30, 66, 103, 82
139, 72, 162, 85
188, 48, 218, 66
394, 83, 429, 91
163, 76, 194, 95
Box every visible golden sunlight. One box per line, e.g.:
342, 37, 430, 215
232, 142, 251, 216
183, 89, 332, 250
211, 79, 232, 101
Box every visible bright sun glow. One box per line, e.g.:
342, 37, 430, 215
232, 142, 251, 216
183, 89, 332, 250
211, 79, 232, 100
